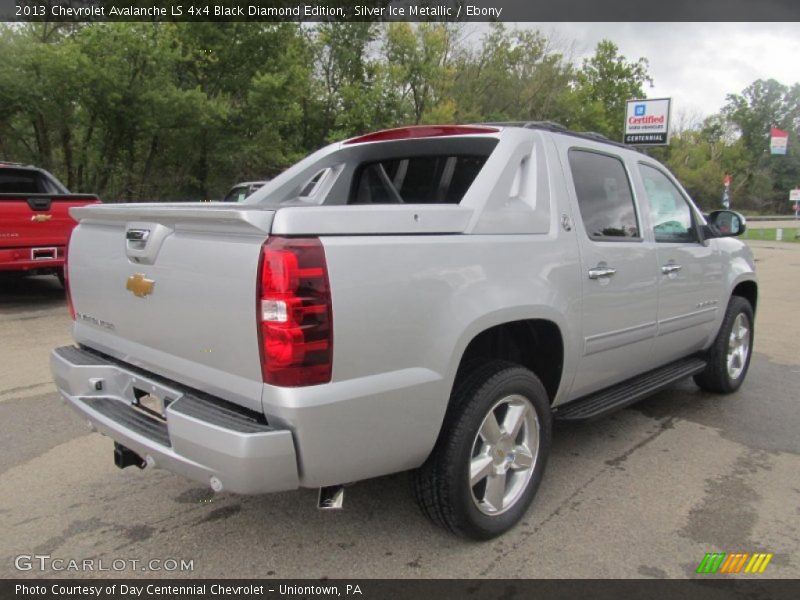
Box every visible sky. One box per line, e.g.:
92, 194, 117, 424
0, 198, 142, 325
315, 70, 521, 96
526, 22, 800, 127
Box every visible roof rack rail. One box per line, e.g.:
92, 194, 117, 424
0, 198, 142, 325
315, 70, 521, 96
578, 131, 611, 141
480, 121, 568, 132
477, 122, 640, 151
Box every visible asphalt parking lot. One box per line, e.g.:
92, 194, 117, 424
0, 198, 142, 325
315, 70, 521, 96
1, 240, 798, 579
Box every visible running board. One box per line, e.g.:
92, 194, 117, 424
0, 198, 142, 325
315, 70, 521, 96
554, 357, 707, 422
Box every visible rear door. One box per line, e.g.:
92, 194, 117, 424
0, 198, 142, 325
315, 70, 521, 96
560, 145, 660, 398
635, 163, 722, 362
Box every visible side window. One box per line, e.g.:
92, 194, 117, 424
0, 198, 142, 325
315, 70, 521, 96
639, 164, 696, 243
40, 173, 65, 194
568, 149, 640, 240
299, 169, 329, 197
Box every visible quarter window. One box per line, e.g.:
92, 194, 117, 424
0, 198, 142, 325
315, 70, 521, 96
639, 164, 696, 243
568, 150, 640, 240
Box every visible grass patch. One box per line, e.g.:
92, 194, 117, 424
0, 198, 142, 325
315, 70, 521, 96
742, 227, 800, 243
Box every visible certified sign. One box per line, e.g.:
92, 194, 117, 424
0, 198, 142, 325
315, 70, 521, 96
624, 98, 671, 145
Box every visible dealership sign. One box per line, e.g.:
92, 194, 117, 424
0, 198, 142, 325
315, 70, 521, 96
624, 98, 671, 145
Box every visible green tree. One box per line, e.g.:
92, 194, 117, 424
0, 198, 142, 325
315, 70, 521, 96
451, 24, 573, 124
722, 79, 800, 212
568, 40, 653, 140
383, 23, 459, 125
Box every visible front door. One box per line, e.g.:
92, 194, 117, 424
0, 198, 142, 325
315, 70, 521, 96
635, 163, 723, 363
561, 146, 660, 399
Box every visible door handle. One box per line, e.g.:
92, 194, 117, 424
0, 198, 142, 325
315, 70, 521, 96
588, 266, 617, 279
661, 263, 682, 274
126, 229, 150, 242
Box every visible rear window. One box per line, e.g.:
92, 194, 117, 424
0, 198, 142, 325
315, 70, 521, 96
0, 168, 66, 194
349, 154, 488, 205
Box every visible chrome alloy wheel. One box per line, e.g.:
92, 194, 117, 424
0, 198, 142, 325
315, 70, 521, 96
726, 313, 751, 380
469, 394, 540, 516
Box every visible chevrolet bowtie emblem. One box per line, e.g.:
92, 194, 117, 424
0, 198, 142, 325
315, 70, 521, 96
126, 273, 155, 298
31, 214, 52, 222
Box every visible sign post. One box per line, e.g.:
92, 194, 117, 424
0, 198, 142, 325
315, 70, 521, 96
790, 187, 800, 219
723, 173, 732, 209
624, 98, 672, 146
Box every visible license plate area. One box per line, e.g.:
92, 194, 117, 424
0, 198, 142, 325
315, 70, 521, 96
31, 247, 57, 260
132, 387, 174, 421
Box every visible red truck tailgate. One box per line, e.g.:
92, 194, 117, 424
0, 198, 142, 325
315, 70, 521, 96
0, 196, 98, 248
0, 195, 99, 272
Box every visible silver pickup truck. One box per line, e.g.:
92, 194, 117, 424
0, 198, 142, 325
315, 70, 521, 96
51, 123, 757, 539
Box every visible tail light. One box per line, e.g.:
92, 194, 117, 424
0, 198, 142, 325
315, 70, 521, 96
257, 237, 333, 386
64, 232, 75, 320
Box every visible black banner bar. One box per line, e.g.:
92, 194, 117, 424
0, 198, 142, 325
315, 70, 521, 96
2, 0, 800, 22
4, 579, 800, 600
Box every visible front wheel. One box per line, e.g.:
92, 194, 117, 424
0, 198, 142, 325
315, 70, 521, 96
694, 296, 754, 393
413, 361, 552, 540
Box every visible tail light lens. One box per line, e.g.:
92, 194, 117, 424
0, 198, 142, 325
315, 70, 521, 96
257, 237, 333, 386
64, 232, 75, 320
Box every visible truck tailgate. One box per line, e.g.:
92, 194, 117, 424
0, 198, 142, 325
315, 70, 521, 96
67, 203, 274, 412
0, 195, 98, 248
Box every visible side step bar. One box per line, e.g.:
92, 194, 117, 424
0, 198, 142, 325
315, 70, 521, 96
555, 357, 707, 422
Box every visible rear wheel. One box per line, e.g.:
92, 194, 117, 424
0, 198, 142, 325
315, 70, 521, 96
694, 296, 754, 393
413, 361, 552, 540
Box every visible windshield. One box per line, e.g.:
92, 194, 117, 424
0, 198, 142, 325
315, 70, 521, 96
223, 185, 250, 203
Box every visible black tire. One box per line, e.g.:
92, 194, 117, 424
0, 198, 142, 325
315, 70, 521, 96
413, 360, 552, 540
694, 296, 754, 393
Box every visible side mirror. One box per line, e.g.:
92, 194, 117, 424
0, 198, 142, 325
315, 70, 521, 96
703, 210, 746, 239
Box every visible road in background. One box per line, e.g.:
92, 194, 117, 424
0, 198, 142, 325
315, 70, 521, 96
1, 241, 798, 578
745, 219, 799, 229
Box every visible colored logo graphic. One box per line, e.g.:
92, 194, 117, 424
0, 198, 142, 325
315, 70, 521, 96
696, 552, 773, 574
634, 104, 646, 116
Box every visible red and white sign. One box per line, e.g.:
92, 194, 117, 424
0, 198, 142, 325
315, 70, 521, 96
624, 98, 671, 145
771, 127, 789, 155
789, 188, 800, 202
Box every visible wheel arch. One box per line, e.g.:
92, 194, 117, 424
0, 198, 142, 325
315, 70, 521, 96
451, 316, 566, 406
731, 279, 758, 313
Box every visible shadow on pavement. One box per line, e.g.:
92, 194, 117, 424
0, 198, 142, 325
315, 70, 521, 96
0, 274, 66, 310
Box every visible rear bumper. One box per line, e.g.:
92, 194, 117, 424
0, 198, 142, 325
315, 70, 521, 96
0, 246, 64, 272
50, 346, 299, 494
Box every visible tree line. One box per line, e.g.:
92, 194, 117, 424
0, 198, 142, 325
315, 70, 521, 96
0, 22, 797, 212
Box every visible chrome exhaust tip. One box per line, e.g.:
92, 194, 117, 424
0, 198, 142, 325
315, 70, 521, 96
317, 485, 344, 510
